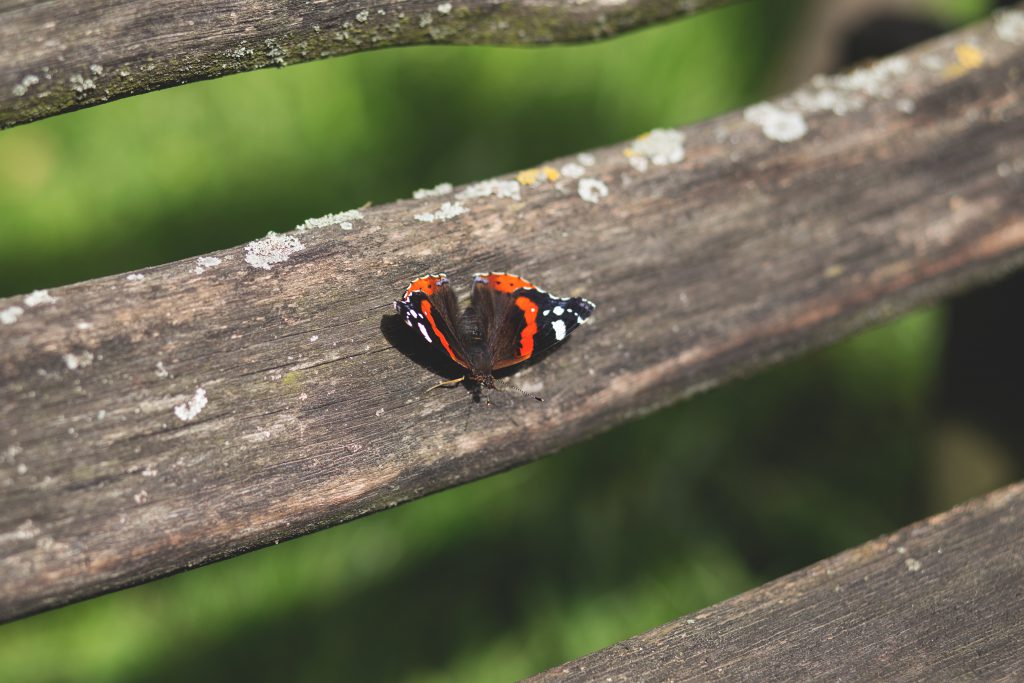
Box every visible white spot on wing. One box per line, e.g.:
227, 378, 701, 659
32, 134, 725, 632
553, 305, 564, 316
417, 322, 432, 343
552, 319, 567, 341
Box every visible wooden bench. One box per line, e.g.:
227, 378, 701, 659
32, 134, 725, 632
2, 0, 1023, 677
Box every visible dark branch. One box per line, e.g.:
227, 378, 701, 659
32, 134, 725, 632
0, 0, 736, 129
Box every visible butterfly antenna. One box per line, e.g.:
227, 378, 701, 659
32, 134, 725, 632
496, 380, 544, 402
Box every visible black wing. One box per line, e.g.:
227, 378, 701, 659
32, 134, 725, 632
394, 273, 471, 368
470, 272, 595, 372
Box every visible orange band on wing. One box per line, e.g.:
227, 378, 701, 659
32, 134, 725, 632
421, 300, 467, 367
514, 295, 539, 358
476, 273, 535, 294
403, 275, 444, 299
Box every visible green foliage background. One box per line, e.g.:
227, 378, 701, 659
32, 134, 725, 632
0, 1, 1012, 681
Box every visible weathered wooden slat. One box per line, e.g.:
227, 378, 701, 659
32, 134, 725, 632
2, 10, 1024, 622
0, 0, 735, 129
530, 481, 1024, 681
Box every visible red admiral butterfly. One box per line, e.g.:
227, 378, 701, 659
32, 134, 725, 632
394, 272, 595, 398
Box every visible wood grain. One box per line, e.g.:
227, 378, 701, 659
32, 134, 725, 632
531, 481, 1024, 681
0, 0, 735, 129
2, 11, 1024, 622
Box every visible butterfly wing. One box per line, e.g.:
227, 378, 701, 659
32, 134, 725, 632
394, 274, 471, 369
471, 272, 595, 372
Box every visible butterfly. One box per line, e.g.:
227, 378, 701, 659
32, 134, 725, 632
394, 272, 595, 398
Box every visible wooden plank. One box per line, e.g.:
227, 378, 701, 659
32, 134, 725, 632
2, 10, 1024, 622
0, 0, 735, 130
530, 481, 1024, 681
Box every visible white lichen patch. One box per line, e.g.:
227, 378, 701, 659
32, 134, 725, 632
69, 73, 96, 93
627, 128, 686, 165
437, 2, 452, 14
792, 55, 911, 117
89, 64, 104, 75
12, 74, 40, 97
133, 490, 149, 505
174, 387, 208, 421
560, 162, 585, 179
126, 273, 145, 281
296, 209, 364, 232
63, 350, 94, 370
455, 179, 521, 202
245, 232, 305, 269
193, 256, 222, 274
578, 178, 609, 203
744, 103, 808, 142
24, 289, 56, 307
0, 306, 24, 325
356, 9, 369, 22
905, 557, 922, 572
413, 182, 453, 199
155, 361, 169, 378
995, 9, 1024, 45
414, 201, 467, 222
577, 152, 596, 167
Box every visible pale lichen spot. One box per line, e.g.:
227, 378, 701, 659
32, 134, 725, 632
905, 557, 922, 572
89, 64, 104, 75
560, 162, 585, 179
577, 178, 609, 203
245, 232, 305, 270
297, 209, 364, 232
193, 256, 222, 274
24, 290, 56, 307
356, 10, 369, 22
69, 73, 96, 93
414, 201, 467, 223
126, 273, 145, 282
0, 306, 25, 325
577, 152, 596, 167
995, 9, 1024, 45
413, 182, 453, 199
375, 407, 385, 417
455, 179, 521, 202
63, 350, 94, 370
744, 103, 808, 142
437, 2, 452, 14
310, 335, 319, 342
155, 361, 169, 378
142, 465, 158, 477
12, 74, 40, 97
134, 490, 149, 505
627, 128, 685, 165
174, 387, 208, 421
792, 55, 910, 116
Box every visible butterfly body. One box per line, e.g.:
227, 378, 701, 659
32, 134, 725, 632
394, 272, 595, 389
